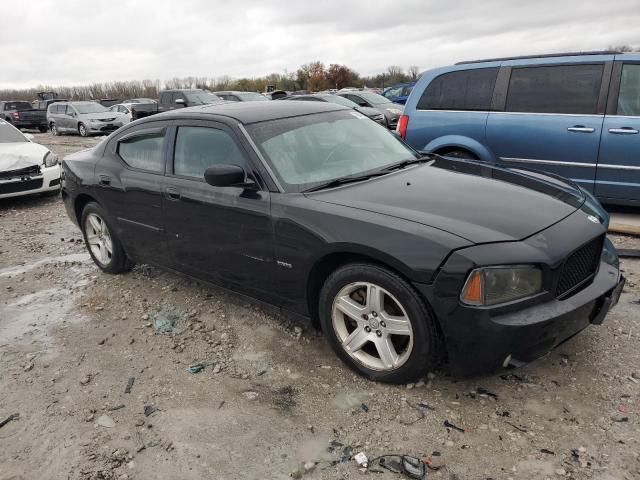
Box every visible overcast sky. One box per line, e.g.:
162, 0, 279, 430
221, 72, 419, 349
1, 0, 639, 89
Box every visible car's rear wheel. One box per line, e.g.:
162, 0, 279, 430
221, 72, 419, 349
319, 263, 441, 384
81, 202, 134, 274
38, 126, 48, 133
78, 123, 88, 137
51, 123, 60, 136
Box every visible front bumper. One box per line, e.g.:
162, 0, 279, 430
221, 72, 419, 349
0, 164, 61, 199
88, 122, 122, 133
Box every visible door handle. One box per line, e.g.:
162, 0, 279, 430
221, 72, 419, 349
165, 187, 181, 201
567, 126, 595, 133
98, 175, 111, 186
609, 127, 639, 135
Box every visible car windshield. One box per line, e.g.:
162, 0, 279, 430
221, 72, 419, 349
357, 91, 392, 105
184, 91, 220, 104
73, 103, 109, 114
246, 110, 417, 192
239, 92, 268, 101
322, 95, 358, 108
0, 121, 27, 143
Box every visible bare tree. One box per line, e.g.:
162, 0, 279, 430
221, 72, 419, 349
408, 65, 420, 81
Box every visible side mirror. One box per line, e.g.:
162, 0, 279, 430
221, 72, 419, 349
204, 165, 256, 189
175, 98, 186, 106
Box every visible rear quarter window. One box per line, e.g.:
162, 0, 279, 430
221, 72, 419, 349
417, 68, 498, 111
117, 131, 165, 173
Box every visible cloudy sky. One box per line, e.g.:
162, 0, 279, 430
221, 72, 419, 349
1, 0, 639, 89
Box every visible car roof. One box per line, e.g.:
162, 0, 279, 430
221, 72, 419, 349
154, 100, 348, 125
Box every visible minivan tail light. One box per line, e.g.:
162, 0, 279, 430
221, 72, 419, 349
396, 115, 409, 140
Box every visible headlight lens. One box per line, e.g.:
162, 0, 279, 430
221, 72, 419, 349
460, 265, 543, 306
43, 151, 59, 168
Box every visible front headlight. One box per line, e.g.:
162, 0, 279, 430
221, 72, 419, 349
460, 265, 543, 306
43, 151, 59, 168
90, 119, 101, 123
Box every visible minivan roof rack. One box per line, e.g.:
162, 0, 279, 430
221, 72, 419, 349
455, 51, 622, 65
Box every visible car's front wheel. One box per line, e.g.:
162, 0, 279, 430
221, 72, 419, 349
319, 263, 441, 384
51, 123, 60, 136
81, 202, 134, 274
78, 123, 88, 137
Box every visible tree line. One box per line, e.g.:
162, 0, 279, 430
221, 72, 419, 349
0, 63, 421, 102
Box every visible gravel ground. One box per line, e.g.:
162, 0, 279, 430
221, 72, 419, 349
0, 132, 639, 480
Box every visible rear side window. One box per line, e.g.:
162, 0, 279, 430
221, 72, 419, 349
118, 131, 165, 172
159, 92, 171, 104
173, 126, 246, 179
417, 68, 498, 111
617, 64, 640, 116
506, 64, 604, 115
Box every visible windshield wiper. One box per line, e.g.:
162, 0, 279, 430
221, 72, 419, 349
382, 155, 435, 172
303, 172, 388, 193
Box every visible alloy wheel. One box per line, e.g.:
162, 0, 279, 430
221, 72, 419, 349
84, 213, 113, 266
331, 282, 413, 371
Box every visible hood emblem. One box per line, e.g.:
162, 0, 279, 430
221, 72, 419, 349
587, 215, 601, 224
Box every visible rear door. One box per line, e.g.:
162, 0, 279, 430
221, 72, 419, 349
596, 60, 640, 203
486, 61, 612, 192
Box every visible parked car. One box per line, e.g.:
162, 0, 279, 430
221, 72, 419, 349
0, 100, 48, 132
47, 101, 127, 137
213, 91, 268, 102
60, 101, 623, 381
263, 90, 289, 100
337, 91, 404, 129
109, 99, 158, 123
0, 119, 60, 198
382, 82, 415, 105
400, 51, 640, 206
284, 94, 386, 125
157, 89, 222, 112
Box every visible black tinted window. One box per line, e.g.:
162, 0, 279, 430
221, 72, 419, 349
174, 127, 246, 179
118, 131, 165, 172
506, 64, 603, 114
617, 64, 640, 116
417, 68, 498, 111
159, 93, 171, 104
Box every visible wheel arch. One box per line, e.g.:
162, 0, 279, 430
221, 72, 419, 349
74, 193, 98, 225
423, 135, 495, 162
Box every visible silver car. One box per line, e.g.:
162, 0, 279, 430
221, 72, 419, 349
47, 101, 127, 137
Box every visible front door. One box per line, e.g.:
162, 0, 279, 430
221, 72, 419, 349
596, 61, 640, 203
162, 121, 276, 301
486, 63, 609, 193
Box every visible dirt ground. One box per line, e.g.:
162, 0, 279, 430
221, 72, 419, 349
1, 132, 639, 480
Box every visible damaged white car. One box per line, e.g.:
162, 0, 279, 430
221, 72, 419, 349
0, 120, 60, 199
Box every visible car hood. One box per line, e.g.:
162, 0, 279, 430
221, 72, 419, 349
355, 106, 384, 117
81, 112, 123, 120
0, 142, 49, 171
306, 157, 586, 244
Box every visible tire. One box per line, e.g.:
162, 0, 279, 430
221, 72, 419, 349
319, 263, 442, 384
80, 202, 134, 274
78, 123, 88, 137
38, 126, 48, 133
439, 149, 477, 160
51, 123, 61, 136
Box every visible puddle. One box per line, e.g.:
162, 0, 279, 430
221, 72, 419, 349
0, 286, 88, 346
0, 253, 90, 277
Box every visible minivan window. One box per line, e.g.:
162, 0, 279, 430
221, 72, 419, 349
173, 126, 246, 178
118, 132, 165, 173
506, 64, 603, 115
417, 67, 498, 111
617, 64, 640, 116
74, 103, 109, 114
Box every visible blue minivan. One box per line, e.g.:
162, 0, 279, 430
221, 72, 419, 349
399, 52, 640, 206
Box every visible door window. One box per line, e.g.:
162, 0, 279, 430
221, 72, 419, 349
506, 64, 603, 115
417, 68, 498, 111
159, 92, 171, 105
617, 64, 640, 116
173, 126, 246, 179
118, 131, 166, 172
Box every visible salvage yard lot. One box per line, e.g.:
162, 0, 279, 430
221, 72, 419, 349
1, 133, 639, 480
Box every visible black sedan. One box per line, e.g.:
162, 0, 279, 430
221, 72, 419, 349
337, 90, 404, 129
61, 101, 624, 382
282, 94, 386, 126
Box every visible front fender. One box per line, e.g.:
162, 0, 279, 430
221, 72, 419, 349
423, 135, 496, 162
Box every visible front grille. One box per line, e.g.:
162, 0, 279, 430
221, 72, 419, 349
0, 178, 43, 194
0, 164, 41, 180
556, 236, 603, 297
100, 118, 116, 122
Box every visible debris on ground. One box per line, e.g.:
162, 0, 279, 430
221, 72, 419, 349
124, 376, 135, 393
186, 363, 206, 374
0, 413, 19, 429
378, 455, 426, 479
96, 414, 115, 428
143, 405, 157, 417
354, 451, 368, 468
444, 419, 465, 433
152, 311, 179, 333
618, 248, 640, 258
